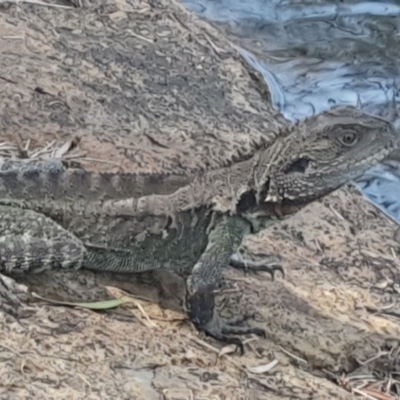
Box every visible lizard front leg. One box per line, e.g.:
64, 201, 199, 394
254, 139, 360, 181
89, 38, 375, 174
185, 215, 266, 354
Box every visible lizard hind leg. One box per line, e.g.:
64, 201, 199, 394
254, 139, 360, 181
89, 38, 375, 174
185, 216, 266, 354
0, 205, 87, 317
0, 273, 30, 316
0, 206, 87, 274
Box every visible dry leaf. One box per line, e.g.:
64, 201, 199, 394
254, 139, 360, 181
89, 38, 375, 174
247, 359, 279, 374
218, 344, 238, 357
32, 292, 125, 310
54, 138, 79, 158
105, 286, 186, 322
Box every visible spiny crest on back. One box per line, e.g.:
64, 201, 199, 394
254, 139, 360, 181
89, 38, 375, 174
0, 159, 192, 202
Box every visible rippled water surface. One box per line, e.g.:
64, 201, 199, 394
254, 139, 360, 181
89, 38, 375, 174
183, 0, 400, 225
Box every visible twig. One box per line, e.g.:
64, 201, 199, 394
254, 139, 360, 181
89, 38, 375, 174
278, 345, 308, 364
11, 0, 73, 8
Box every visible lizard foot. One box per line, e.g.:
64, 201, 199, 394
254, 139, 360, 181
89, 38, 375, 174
186, 284, 266, 355
229, 253, 285, 280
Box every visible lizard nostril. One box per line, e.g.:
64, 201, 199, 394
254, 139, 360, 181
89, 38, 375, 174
283, 157, 310, 175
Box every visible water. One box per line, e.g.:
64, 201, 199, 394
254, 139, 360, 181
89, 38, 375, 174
182, 0, 400, 225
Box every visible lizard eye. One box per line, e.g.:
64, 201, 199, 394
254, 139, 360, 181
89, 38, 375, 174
339, 131, 358, 146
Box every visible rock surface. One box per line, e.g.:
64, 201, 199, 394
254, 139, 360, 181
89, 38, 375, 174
0, 0, 399, 398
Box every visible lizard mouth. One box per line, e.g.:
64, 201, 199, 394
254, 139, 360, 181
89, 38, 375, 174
236, 176, 270, 213
236, 178, 271, 214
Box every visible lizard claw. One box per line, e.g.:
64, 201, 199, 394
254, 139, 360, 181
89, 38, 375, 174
186, 284, 265, 355
200, 315, 266, 355
206, 330, 245, 355
265, 264, 285, 281
230, 253, 285, 280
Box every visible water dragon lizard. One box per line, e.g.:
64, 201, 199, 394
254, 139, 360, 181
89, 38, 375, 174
0, 106, 397, 353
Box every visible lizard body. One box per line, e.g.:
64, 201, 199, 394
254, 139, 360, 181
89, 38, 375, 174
0, 106, 397, 352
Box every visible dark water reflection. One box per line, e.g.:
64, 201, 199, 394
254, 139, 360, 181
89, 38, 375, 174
182, 0, 400, 225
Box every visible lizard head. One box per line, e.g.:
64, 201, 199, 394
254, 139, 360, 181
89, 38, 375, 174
256, 106, 399, 205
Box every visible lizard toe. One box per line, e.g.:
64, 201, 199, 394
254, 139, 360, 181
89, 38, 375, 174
186, 284, 265, 355
230, 253, 285, 280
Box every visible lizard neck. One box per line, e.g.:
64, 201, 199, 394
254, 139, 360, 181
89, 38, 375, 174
221, 123, 299, 214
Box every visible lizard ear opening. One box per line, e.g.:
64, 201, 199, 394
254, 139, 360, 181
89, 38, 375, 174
283, 157, 310, 175
236, 190, 257, 213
